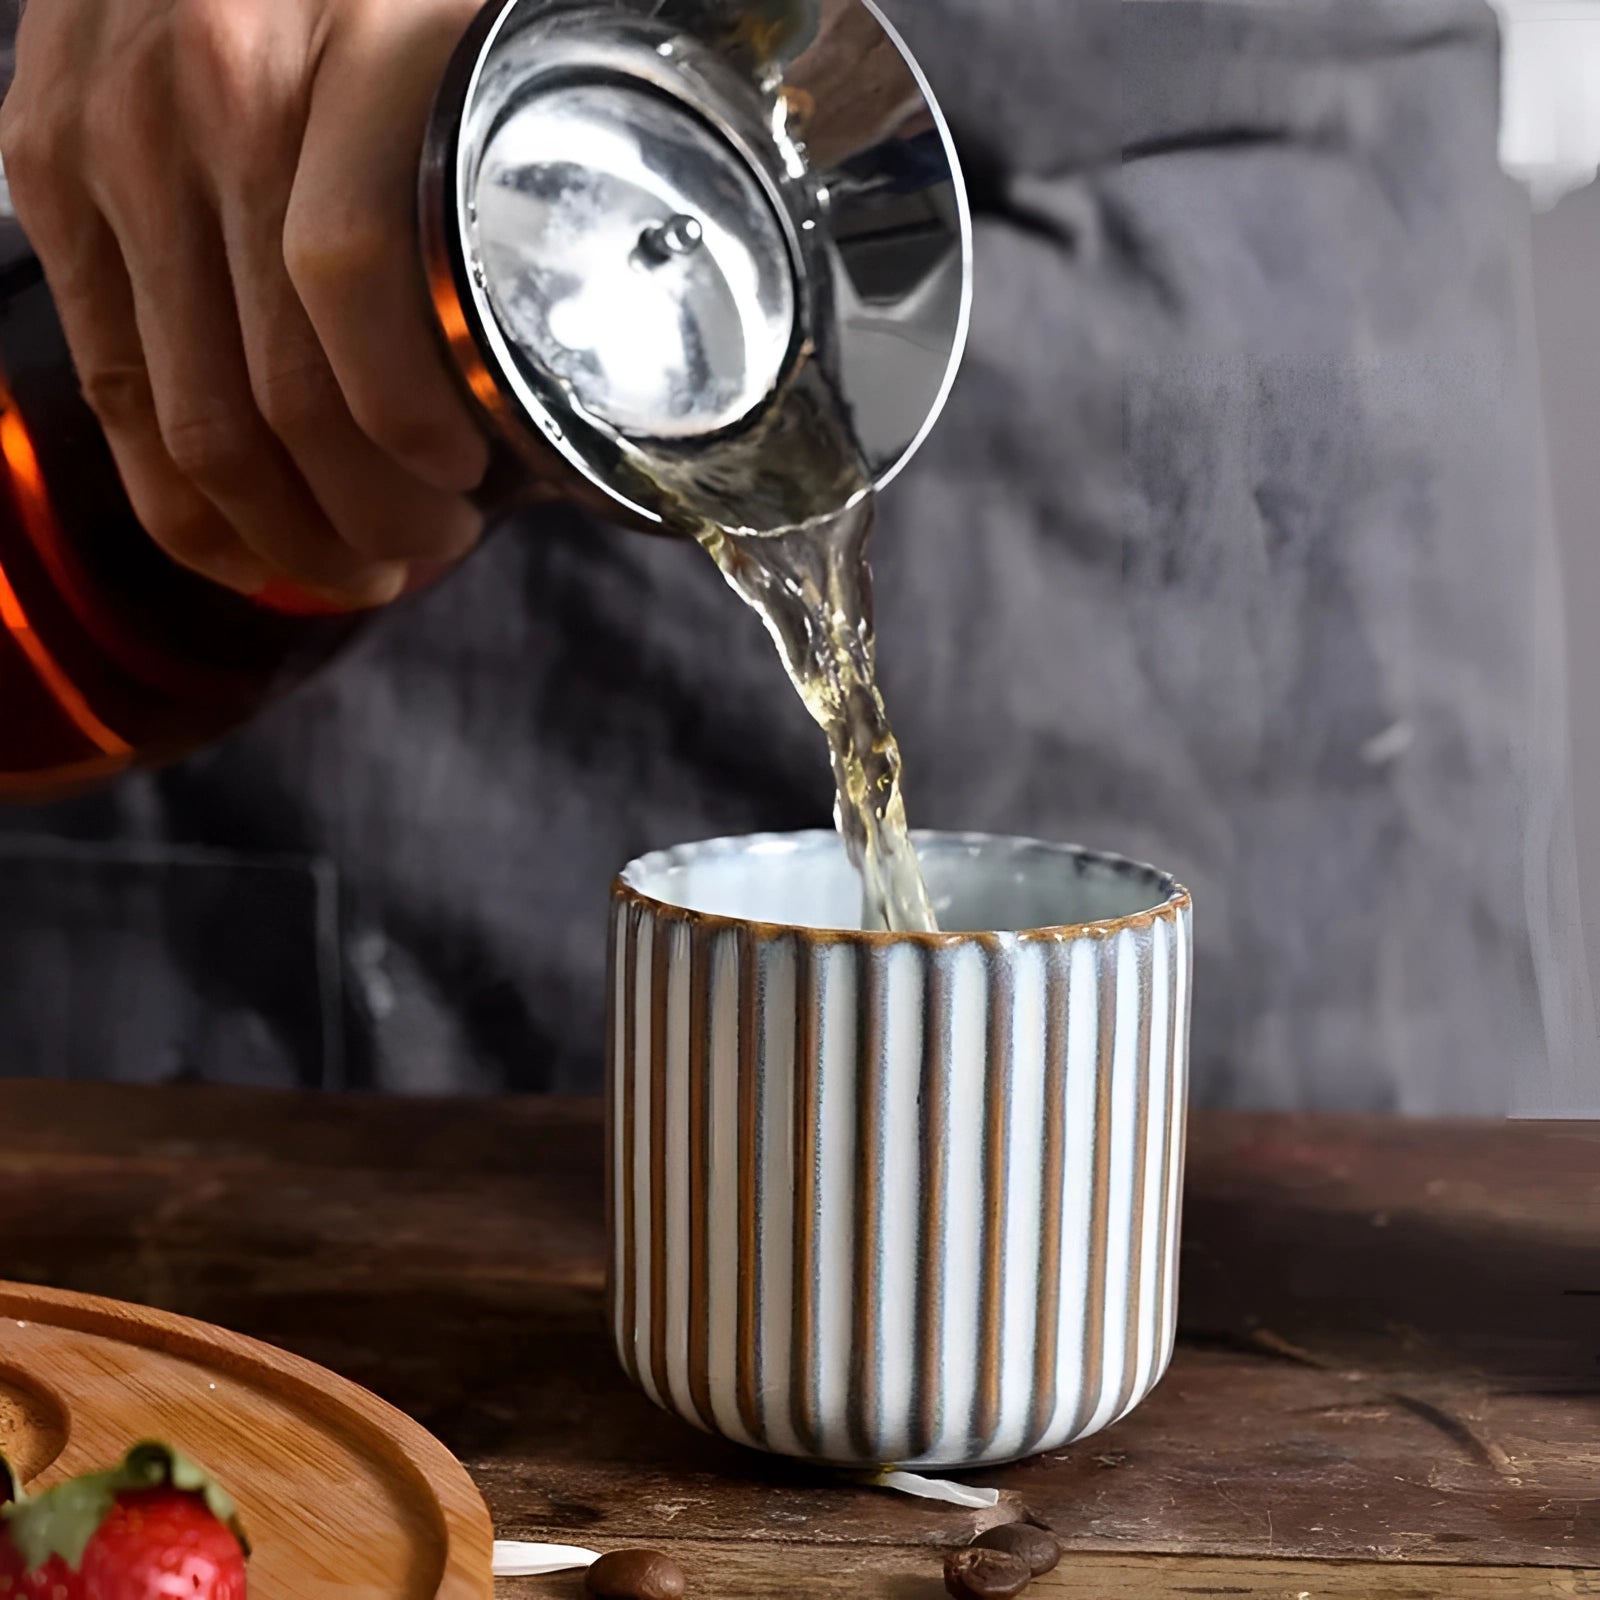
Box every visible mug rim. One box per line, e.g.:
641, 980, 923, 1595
614, 828, 1193, 947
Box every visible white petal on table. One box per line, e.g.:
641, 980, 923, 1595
491, 1541, 602, 1577
873, 1470, 1002, 1509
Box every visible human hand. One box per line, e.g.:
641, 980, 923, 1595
1, 0, 493, 606
785, 0, 933, 173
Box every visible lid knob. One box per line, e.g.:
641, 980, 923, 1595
638, 214, 706, 264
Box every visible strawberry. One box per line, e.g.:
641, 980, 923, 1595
78, 1485, 247, 1599
0, 1442, 248, 1598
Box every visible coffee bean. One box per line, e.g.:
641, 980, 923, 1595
585, 1548, 687, 1600
943, 1546, 1032, 1599
971, 1522, 1061, 1576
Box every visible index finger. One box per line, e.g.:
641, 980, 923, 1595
284, 0, 489, 498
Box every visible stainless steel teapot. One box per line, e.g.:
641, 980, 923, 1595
421, 0, 972, 537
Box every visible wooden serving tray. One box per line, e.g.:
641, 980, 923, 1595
0, 1280, 494, 1598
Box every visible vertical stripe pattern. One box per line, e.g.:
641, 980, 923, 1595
607, 862, 1193, 1470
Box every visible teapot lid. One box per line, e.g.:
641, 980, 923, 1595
472, 76, 797, 441
423, 0, 971, 533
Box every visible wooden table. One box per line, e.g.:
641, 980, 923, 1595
0, 1084, 1595, 1598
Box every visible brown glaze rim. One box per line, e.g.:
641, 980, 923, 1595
612, 830, 1193, 948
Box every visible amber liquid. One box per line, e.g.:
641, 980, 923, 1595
0, 235, 371, 797
645, 362, 938, 933
701, 502, 937, 932
624, 347, 934, 928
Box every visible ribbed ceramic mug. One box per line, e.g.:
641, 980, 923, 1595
606, 831, 1193, 1470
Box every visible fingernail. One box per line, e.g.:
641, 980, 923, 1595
255, 564, 408, 617
207, 553, 278, 597
322, 563, 411, 611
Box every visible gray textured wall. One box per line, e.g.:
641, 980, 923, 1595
1530, 180, 1600, 1112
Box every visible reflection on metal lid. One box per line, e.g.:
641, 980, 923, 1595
474, 80, 797, 438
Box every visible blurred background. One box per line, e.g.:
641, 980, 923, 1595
1498, 0, 1600, 1113
1536, 183, 1600, 1110
2, 0, 1599, 1115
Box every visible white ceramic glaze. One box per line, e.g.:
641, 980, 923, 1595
607, 831, 1193, 1470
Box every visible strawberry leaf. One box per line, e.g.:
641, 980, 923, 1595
0, 1468, 117, 1571
120, 1442, 249, 1556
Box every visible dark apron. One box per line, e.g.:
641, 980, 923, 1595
0, 0, 1575, 1111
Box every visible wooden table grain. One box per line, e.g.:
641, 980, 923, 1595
0, 1083, 1595, 1598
